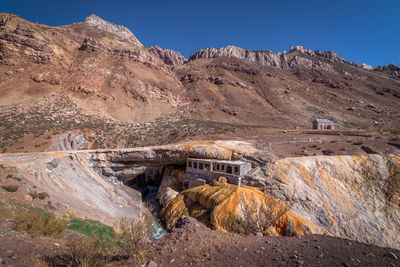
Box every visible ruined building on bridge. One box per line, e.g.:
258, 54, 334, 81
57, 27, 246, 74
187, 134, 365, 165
186, 158, 252, 187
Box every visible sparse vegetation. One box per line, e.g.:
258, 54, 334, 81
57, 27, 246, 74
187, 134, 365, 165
114, 213, 152, 264
358, 124, 375, 131
65, 214, 152, 266
29, 191, 49, 200
2, 184, 19, 192
12, 208, 68, 238
352, 141, 364, 145
66, 231, 112, 267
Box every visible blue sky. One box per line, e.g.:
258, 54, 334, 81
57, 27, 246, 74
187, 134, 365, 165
2, 0, 399, 66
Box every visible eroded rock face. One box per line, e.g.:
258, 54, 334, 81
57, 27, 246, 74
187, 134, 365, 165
248, 154, 400, 249
189, 46, 290, 70
289, 55, 335, 72
51, 132, 86, 151
374, 64, 400, 79
0, 151, 142, 226
84, 14, 142, 47
91, 140, 258, 184
189, 45, 350, 73
149, 45, 186, 65
289, 45, 346, 63
161, 181, 325, 236
79, 38, 171, 75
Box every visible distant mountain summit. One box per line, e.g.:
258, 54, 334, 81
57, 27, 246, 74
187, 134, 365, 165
84, 14, 142, 47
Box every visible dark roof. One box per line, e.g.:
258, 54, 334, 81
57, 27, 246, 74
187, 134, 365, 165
314, 118, 333, 124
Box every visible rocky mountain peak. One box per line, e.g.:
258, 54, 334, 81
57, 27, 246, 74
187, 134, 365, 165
84, 14, 142, 47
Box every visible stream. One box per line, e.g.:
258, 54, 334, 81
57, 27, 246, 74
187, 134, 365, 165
143, 185, 167, 239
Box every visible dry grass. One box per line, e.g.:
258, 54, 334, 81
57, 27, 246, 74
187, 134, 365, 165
114, 211, 152, 264
12, 208, 67, 238
65, 211, 152, 266
66, 231, 113, 267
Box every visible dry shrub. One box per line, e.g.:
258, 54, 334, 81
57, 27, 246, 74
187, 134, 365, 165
66, 231, 112, 267
2, 184, 19, 192
29, 191, 49, 200
13, 209, 67, 238
114, 210, 152, 264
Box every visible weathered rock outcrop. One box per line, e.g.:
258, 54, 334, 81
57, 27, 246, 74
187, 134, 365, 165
149, 45, 186, 65
84, 14, 142, 47
361, 63, 373, 70
161, 181, 326, 236
288, 55, 335, 72
289, 45, 346, 63
374, 64, 400, 79
189, 46, 290, 69
189, 45, 351, 73
245, 154, 400, 249
79, 37, 171, 74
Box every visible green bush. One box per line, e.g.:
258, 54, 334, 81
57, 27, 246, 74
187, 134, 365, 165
12, 208, 67, 238
2, 185, 19, 192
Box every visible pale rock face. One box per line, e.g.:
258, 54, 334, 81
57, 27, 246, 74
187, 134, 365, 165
189, 45, 290, 70
189, 45, 349, 72
0, 151, 143, 226
84, 14, 142, 47
149, 45, 186, 65
251, 154, 400, 249
290, 45, 346, 63
289, 56, 335, 72
361, 63, 373, 70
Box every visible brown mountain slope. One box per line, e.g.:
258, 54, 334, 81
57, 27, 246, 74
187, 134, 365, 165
0, 13, 399, 153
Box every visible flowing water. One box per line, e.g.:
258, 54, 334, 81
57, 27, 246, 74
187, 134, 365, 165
143, 185, 167, 239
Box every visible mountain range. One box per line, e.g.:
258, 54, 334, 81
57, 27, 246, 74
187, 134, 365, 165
0, 13, 399, 153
